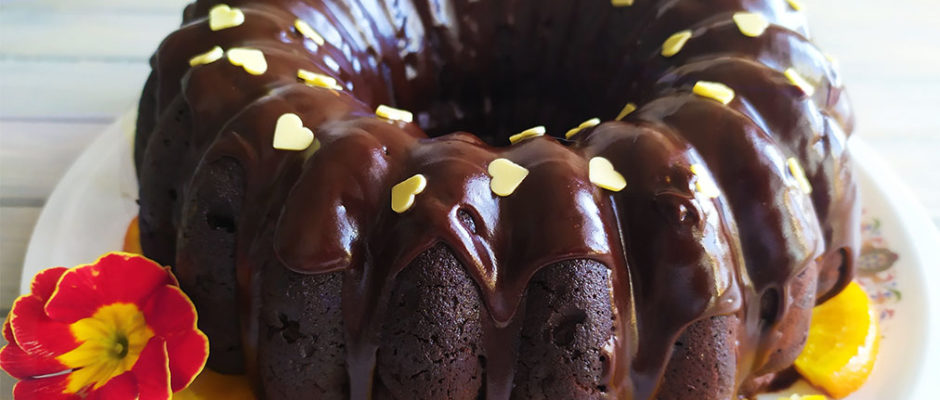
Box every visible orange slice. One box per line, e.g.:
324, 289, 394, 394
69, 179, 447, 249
173, 368, 255, 400
123, 216, 142, 254
794, 281, 879, 398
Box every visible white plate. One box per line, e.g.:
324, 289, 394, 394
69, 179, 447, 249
21, 111, 940, 399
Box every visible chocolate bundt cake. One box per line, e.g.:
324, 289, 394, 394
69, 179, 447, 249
135, 0, 860, 398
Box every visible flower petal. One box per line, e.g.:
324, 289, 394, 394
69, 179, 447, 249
0, 341, 68, 379
90, 372, 138, 400
141, 286, 197, 338
12, 373, 81, 400
163, 266, 180, 287
30, 267, 68, 302
165, 329, 208, 392
45, 253, 174, 323
140, 285, 207, 392
133, 337, 172, 400
9, 295, 79, 357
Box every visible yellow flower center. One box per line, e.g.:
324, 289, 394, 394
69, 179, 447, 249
56, 303, 154, 393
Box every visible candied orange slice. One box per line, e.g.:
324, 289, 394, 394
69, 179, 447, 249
123, 216, 142, 254
794, 281, 879, 398
173, 368, 255, 400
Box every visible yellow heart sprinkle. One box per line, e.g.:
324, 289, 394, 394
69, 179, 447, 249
661, 30, 692, 58
616, 102, 637, 121
209, 4, 245, 31
787, 0, 805, 11
488, 158, 529, 197
589, 157, 627, 192
611, 0, 634, 6
787, 157, 813, 194
509, 126, 546, 144
298, 69, 342, 90
692, 81, 735, 105
784, 68, 815, 96
391, 174, 427, 213
189, 46, 224, 67
272, 113, 314, 151
376, 104, 413, 123
227, 47, 267, 75
565, 118, 601, 139
690, 163, 721, 198
733, 12, 770, 37
294, 19, 325, 46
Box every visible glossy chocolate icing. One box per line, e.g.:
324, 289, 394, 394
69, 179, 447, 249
136, 0, 859, 398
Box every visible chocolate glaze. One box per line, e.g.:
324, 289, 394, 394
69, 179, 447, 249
136, 0, 859, 398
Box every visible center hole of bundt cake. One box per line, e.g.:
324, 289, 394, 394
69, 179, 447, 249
384, 25, 631, 145
411, 82, 621, 145
403, 72, 626, 144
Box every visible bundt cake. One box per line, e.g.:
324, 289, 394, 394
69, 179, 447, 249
135, 0, 860, 398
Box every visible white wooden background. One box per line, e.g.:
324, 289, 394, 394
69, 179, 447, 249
1, 0, 939, 393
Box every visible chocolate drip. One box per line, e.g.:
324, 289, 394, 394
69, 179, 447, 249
136, 0, 859, 398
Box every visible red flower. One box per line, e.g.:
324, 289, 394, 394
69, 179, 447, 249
1, 252, 208, 399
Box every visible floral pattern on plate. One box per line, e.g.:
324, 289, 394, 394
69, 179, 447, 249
856, 210, 902, 325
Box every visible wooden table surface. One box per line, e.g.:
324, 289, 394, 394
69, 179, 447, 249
1, 0, 939, 392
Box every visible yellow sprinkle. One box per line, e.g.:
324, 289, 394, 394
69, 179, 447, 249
787, 0, 805, 11
565, 118, 601, 139
661, 30, 693, 58
272, 113, 314, 151
615, 103, 637, 121
391, 174, 427, 213
509, 126, 546, 144
376, 105, 413, 123
488, 158, 530, 197
787, 157, 813, 194
589, 157, 627, 192
188, 46, 224, 67
733, 12, 770, 37
692, 81, 735, 105
784, 68, 815, 96
690, 163, 721, 198
298, 69, 342, 90
208, 4, 245, 31
294, 19, 325, 46
579, 118, 601, 129
611, 0, 634, 6
226, 47, 267, 75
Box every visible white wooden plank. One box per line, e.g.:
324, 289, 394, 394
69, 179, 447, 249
863, 136, 940, 225
0, 10, 182, 60
0, 207, 40, 302
0, 120, 111, 201
0, 60, 149, 119
0, 205, 40, 394
805, 0, 940, 140
847, 81, 940, 140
